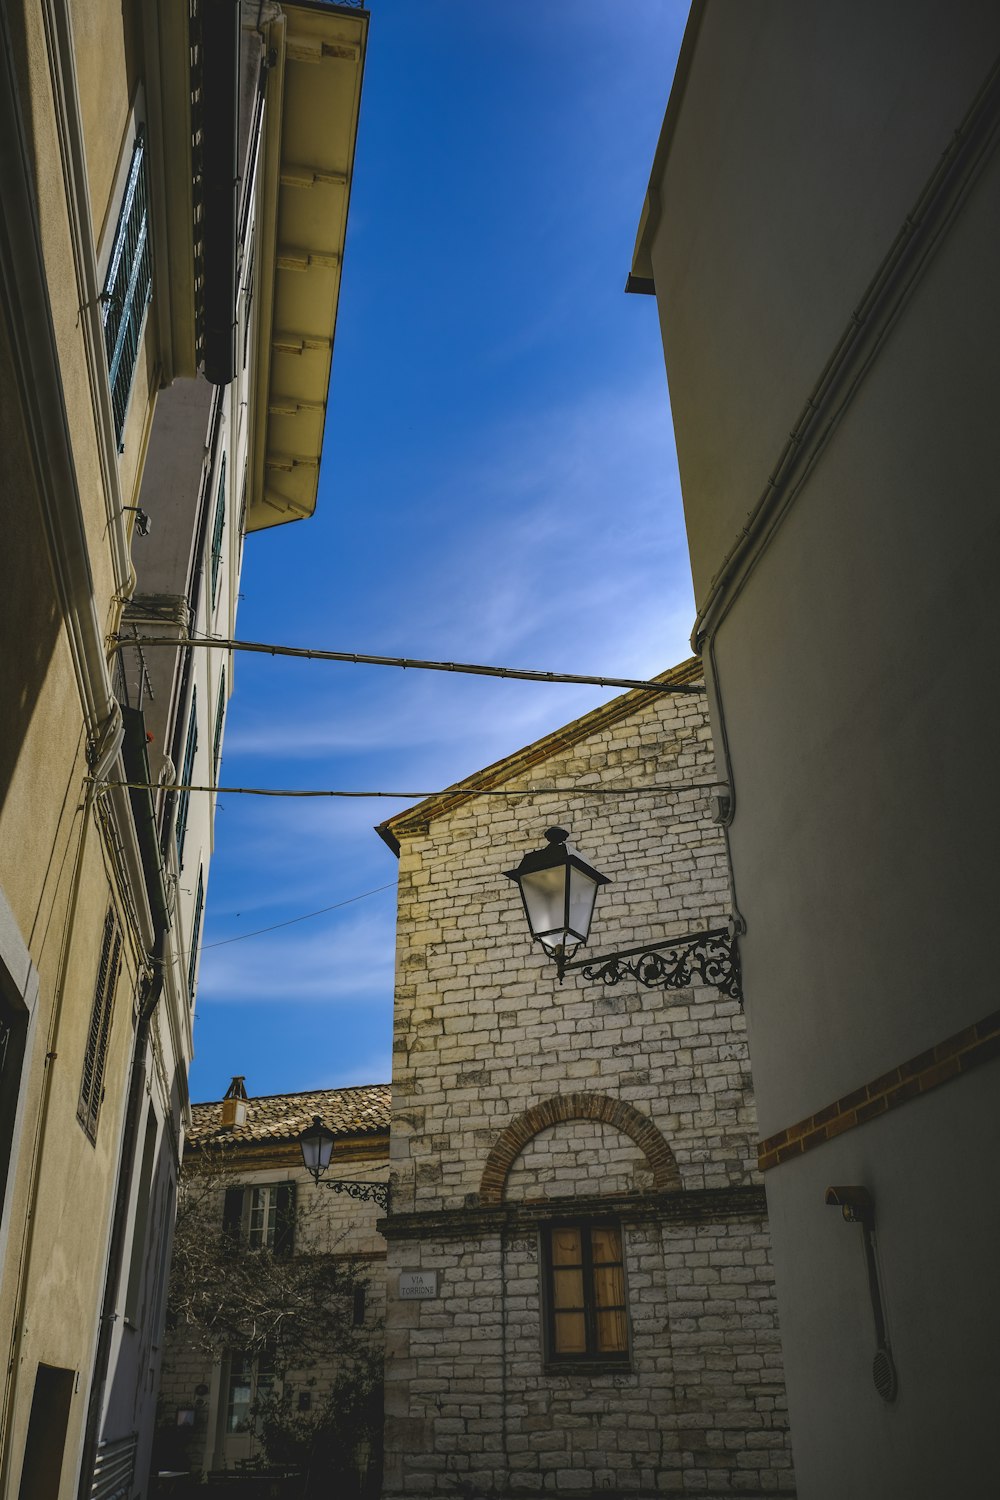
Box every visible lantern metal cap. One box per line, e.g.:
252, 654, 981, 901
503, 827, 611, 885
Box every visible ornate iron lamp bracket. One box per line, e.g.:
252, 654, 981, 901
317, 1178, 390, 1212
563, 924, 742, 1005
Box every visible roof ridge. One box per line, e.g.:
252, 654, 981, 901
191, 1080, 390, 1109
376, 656, 703, 852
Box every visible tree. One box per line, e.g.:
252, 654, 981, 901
160, 1144, 383, 1496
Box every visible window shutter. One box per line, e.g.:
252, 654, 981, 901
210, 455, 227, 606
101, 128, 152, 450
187, 868, 204, 1004
275, 1182, 296, 1257
222, 1186, 244, 1252
78, 909, 123, 1141
175, 691, 198, 866
213, 668, 226, 774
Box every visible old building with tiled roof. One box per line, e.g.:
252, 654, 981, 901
187, 1081, 391, 1151
156, 1079, 389, 1484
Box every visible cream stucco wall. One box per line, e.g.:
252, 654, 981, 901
642, 3, 1000, 1494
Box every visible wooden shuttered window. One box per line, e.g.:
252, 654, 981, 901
100, 129, 152, 451
213, 668, 226, 775
187, 867, 204, 1004
210, 454, 227, 607
222, 1186, 244, 1250
222, 1182, 296, 1256
543, 1222, 629, 1363
274, 1182, 296, 1257
175, 691, 198, 866
78, 909, 123, 1142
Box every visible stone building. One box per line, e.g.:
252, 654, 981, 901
375, 661, 795, 1499
157, 1079, 389, 1481
628, 4, 1000, 1494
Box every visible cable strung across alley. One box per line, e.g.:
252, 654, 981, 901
111, 632, 706, 695
97, 778, 726, 800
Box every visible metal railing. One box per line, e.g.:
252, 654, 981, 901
91, 1433, 137, 1500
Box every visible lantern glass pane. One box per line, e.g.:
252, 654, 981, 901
301, 1126, 333, 1175
568, 865, 600, 942
520, 865, 569, 946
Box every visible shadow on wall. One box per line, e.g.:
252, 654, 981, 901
0, 302, 67, 828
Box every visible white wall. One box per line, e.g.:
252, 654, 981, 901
644, 4, 1000, 1493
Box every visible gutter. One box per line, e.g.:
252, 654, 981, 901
202, 0, 241, 386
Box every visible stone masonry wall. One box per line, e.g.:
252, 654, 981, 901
381, 676, 795, 1499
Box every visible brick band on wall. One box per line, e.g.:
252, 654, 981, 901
479, 1092, 682, 1206
758, 1007, 1000, 1171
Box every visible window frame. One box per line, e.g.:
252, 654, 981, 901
223, 1347, 277, 1435
222, 1181, 296, 1258
99, 127, 153, 451
540, 1219, 631, 1370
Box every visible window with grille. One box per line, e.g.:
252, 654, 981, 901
175, 691, 198, 866
100, 129, 152, 451
78, 909, 123, 1142
213, 668, 226, 775
210, 454, 227, 606
542, 1222, 629, 1364
187, 867, 204, 1003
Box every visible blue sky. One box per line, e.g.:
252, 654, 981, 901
191, 1, 694, 1103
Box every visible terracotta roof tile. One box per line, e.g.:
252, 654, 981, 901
188, 1082, 391, 1148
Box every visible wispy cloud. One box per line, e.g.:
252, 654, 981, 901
197, 907, 395, 1006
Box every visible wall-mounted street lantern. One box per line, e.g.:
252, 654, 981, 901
503, 827, 609, 977
505, 827, 742, 1003
298, 1116, 390, 1211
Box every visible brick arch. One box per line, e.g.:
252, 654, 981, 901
478, 1093, 681, 1206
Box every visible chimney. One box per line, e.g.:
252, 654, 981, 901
220, 1075, 248, 1129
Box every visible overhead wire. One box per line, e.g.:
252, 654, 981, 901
198, 881, 397, 954
111, 633, 705, 697
97, 778, 726, 800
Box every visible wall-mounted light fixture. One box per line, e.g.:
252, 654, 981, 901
122, 505, 152, 536
826, 1185, 897, 1401
505, 827, 742, 1003
298, 1116, 390, 1211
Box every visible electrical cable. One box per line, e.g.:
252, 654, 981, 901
97, 778, 725, 800
111, 633, 705, 696
199, 881, 397, 953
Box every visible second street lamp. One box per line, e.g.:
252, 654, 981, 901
297, 1116, 390, 1210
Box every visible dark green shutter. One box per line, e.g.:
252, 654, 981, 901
175, 691, 198, 866
78, 909, 123, 1142
275, 1182, 296, 1257
210, 455, 227, 605
101, 129, 152, 450
187, 868, 204, 1004
222, 1186, 244, 1250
